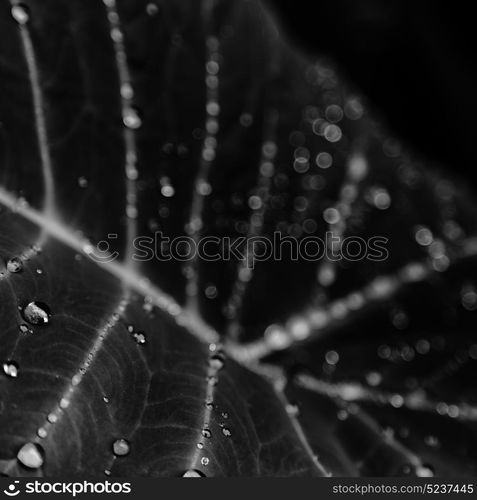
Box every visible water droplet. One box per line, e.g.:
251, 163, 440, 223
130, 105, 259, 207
17, 443, 44, 469
221, 427, 232, 437
133, 331, 146, 345
3, 361, 19, 378
221, 412, 229, 419
78, 176, 88, 188
286, 403, 300, 417
210, 353, 225, 371
19, 323, 32, 334
182, 469, 205, 477
201, 428, 212, 439
37, 427, 47, 439
47, 413, 58, 424
200, 457, 209, 466
323, 207, 340, 224
325, 350, 339, 365
6, 257, 23, 273
22, 301, 50, 325
416, 464, 434, 477
11, 3, 30, 24
196, 442, 204, 450
123, 107, 142, 129
112, 438, 130, 457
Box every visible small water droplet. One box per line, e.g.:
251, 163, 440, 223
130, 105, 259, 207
112, 438, 130, 457
78, 176, 88, 188
11, 3, 30, 24
19, 323, 32, 334
196, 442, 204, 450
22, 301, 50, 325
182, 469, 205, 477
200, 457, 209, 466
221, 412, 229, 419
17, 443, 44, 469
47, 413, 58, 424
37, 427, 47, 439
6, 257, 23, 273
201, 428, 212, 439
133, 331, 146, 345
3, 361, 19, 378
286, 403, 300, 417
123, 108, 142, 129
221, 427, 232, 437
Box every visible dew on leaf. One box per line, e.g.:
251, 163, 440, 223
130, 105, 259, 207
19, 324, 32, 334
200, 457, 210, 466
17, 443, 44, 469
22, 301, 50, 325
6, 257, 23, 273
416, 464, 435, 477
210, 353, 225, 370
182, 469, 205, 477
3, 361, 19, 378
133, 332, 146, 345
201, 428, 212, 439
123, 107, 142, 129
286, 403, 300, 417
11, 3, 30, 24
37, 427, 47, 439
325, 350, 339, 365
47, 413, 58, 424
112, 439, 130, 457
222, 427, 232, 437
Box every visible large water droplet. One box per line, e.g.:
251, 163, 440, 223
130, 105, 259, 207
11, 3, 30, 24
6, 257, 23, 273
3, 361, 19, 378
123, 108, 142, 129
210, 353, 225, 371
112, 438, 130, 457
201, 428, 212, 439
416, 464, 434, 477
17, 443, 44, 469
22, 302, 50, 325
182, 469, 205, 477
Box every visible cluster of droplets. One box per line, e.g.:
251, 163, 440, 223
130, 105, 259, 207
102, 0, 140, 227
2, 301, 50, 380
183, 29, 221, 305
127, 324, 147, 345
253, 260, 431, 357
413, 224, 450, 272
183, 343, 233, 477
224, 111, 279, 333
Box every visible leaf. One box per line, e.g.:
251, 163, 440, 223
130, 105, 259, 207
1, 0, 477, 478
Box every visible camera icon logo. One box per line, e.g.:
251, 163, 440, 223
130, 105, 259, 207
3, 480, 20, 496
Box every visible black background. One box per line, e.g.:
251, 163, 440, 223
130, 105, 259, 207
267, 0, 477, 187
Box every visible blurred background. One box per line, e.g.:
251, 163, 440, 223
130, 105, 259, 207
268, 0, 477, 186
